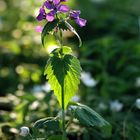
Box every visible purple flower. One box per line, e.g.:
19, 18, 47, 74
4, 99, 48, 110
70, 10, 87, 27
36, 0, 70, 22
36, 7, 46, 21
35, 26, 43, 33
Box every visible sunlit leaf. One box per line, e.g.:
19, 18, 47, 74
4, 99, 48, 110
44, 47, 81, 109
41, 20, 59, 46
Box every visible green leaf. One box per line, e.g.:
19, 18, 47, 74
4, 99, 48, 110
41, 20, 58, 46
69, 103, 109, 127
101, 124, 112, 138
44, 47, 81, 109
33, 117, 60, 131
50, 46, 72, 56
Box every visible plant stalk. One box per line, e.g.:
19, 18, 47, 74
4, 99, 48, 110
62, 84, 66, 140
59, 29, 66, 140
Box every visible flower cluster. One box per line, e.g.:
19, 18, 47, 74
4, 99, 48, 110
37, 0, 70, 22
36, 0, 87, 28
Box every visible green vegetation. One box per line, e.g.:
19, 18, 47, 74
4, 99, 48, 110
0, 0, 140, 140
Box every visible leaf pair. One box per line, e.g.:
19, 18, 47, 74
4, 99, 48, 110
41, 20, 82, 47
34, 103, 110, 133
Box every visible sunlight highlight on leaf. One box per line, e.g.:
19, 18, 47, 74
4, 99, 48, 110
44, 47, 81, 109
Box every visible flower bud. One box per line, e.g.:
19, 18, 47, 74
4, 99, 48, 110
20, 126, 30, 137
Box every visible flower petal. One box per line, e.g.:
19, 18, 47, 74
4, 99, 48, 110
46, 11, 56, 22
36, 7, 46, 21
75, 18, 87, 27
44, 1, 54, 9
53, 0, 60, 5
36, 13, 44, 21
39, 7, 45, 13
70, 10, 81, 19
58, 5, 70, 12
35, 26, 43, 33
60, 0, 68, 2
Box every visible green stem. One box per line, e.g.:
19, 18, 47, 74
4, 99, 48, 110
59, 29, 66, 140
60, 29, 63, 47
62, 85, 66, 140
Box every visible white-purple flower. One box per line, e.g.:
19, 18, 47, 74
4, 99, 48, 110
36, 0, 87, 33
37, 0, 70, 22
70, 10, 87, 27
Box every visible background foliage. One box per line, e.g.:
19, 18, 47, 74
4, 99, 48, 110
0, 0, 140, 139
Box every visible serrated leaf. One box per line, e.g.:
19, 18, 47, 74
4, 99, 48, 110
33, 117, 60, 131
44, 48, 81, 109
70, 103, 109, 127
41, 20, 58, 46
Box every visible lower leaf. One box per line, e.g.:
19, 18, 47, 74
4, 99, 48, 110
69, 102, 110, 128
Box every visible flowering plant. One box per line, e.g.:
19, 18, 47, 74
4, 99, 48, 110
36, 0, 86, 27
21, 0, 109, 139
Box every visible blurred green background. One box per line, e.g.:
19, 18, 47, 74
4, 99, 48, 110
0, 0, 140, 139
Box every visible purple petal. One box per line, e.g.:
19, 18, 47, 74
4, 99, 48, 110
75, 18, 87, 27
36, 13, 44, 21
44, 1, 54, 9
36, 7, 46, 21
70, 10, 81, 19
35, 26, 43, 33
39, 7, 45, 13
60, 0, 68, 2
53, 0, 60, 5
58, 5, 70, 12
46, 11, 56, 22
